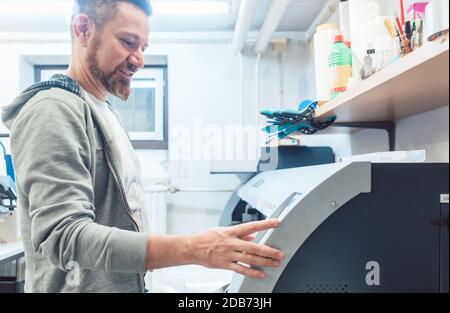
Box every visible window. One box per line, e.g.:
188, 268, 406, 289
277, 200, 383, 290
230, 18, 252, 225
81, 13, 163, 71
35, 65, 168, 149
107, 67, 167, 149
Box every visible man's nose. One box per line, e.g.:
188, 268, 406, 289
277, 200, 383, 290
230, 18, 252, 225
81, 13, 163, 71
128, 50, 145, 70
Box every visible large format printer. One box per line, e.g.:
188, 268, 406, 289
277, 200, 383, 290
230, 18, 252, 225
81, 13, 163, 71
219, 152, 449, 293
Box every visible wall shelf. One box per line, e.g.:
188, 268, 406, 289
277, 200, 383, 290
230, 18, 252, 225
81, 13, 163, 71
316, 41, 449, 132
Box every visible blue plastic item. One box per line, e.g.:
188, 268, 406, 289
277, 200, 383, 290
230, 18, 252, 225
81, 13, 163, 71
298, 99, 317, 112
261, 99, 336, 142
0, 141, 15, 182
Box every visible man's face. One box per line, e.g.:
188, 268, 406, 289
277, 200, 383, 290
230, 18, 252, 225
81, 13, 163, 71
87, 2, 149, 101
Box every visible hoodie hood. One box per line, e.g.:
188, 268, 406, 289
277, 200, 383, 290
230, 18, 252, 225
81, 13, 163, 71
1, 74, 83, 130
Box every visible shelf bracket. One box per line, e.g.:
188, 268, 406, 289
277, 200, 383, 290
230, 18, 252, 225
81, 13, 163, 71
332, 121, 396, 152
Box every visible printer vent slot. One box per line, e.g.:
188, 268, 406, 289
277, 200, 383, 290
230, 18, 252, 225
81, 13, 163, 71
306, 284, 348, 293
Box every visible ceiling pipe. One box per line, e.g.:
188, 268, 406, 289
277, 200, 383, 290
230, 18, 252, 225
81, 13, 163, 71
232, 0, 258, 54
232, 0, 258, 127
255, 53, 262, 115
254, 52, 262, 153
304, 0, 340, 42
254, 0, 292, 55
238, 51, 245, 126
0, 31, 309, 45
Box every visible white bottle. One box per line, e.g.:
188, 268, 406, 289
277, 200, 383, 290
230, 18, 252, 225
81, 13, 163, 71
313, 23, 342, 102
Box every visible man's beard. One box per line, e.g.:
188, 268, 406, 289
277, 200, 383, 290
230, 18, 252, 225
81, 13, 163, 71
88, 36, 136, 101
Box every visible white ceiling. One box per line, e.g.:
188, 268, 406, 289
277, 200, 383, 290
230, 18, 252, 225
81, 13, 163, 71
0, 0, 327, 33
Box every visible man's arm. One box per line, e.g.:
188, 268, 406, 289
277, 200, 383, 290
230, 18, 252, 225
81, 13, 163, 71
146, 219, 285, 279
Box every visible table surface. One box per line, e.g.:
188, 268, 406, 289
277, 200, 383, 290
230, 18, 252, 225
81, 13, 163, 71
0, 242, 24, 265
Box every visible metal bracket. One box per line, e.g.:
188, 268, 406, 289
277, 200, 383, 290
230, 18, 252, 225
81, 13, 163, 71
332, 121, 396, 152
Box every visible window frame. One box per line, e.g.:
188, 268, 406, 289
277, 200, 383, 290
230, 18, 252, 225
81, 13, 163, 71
34, 64, 168, 150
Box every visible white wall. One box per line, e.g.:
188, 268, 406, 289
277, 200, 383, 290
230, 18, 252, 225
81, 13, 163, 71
0, 47, 21, 133
396, 106, 449, 162
351, 106, 450, 162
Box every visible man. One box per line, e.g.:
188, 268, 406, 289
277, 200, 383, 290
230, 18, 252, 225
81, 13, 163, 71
1, 0, 284, 293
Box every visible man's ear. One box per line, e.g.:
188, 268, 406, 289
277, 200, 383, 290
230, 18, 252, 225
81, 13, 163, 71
72, 14, 92, 46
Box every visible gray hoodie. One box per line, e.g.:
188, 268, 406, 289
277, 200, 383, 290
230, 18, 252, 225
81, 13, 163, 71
1, 75, 149, 293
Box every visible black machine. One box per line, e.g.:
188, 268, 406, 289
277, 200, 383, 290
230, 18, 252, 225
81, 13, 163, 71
218, 148, 448, 293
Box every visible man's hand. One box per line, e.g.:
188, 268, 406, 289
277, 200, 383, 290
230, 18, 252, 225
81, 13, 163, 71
187, 219, 285, 279
146, 219, 285, 279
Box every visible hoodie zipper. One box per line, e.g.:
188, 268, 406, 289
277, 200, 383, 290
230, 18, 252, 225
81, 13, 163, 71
94, 120, 146, 293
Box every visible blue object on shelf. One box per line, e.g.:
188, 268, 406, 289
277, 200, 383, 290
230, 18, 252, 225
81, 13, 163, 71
261, 99, 336, 142
0, 141, 15, 182
298, 99, 318, 112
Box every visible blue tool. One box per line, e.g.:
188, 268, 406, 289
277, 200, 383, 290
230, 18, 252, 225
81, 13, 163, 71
0, 140, 15, 182
261, 100, 336, 142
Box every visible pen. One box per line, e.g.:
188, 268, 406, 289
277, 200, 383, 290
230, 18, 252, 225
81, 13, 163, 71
399, 0, 405, 26
405, 21, 412, 40
395, 16, 411, 53
418, 20, 424, 47
405, 21, 413, 50
395, 16, 405, 37
411, 20, 418, 50
384, 18, 397, 38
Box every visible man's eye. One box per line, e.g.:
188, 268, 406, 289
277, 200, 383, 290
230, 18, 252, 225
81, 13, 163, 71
122, 39, 134, 47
